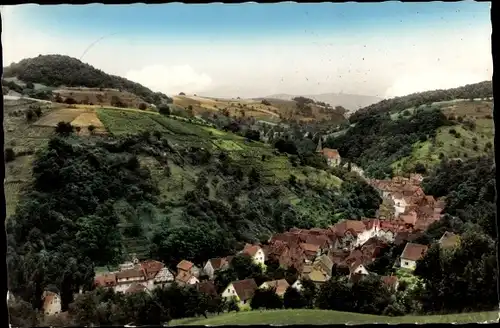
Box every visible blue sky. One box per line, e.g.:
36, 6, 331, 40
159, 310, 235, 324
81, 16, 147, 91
2, 2, 492, 98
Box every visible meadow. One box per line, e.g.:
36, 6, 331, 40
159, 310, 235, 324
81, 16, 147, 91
170, 309, 499, 325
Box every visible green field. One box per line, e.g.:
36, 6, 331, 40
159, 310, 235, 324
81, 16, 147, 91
170, 309, 498, 325
391, 100, 494, 174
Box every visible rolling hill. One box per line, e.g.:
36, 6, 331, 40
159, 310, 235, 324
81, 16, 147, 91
2, 54, 172, 106
325, 81, 494, 178
264, 92, 383, 114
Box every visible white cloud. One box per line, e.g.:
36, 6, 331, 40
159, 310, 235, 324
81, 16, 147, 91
125, 64, 213, 95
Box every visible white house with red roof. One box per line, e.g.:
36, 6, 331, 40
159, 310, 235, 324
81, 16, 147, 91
241, 244, 266, 266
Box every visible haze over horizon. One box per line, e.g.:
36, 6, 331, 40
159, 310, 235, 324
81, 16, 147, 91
1, 2, 492, 99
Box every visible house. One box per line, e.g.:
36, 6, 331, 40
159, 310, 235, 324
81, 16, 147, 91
291, 279, 303, 291
348, 260, 369, 279
119, 256, 140, 271
259, 279, 289, 297
241, 244, 266, 266
381, 275, 399, 291
197, 281, 218, 297
94, 273, 117, 289
42, 291, 61, 316
203, 257, 231, 279
153, 267, 176, 288
331, 219, 367, 250
390, 192, 410, 217
175, 270, 199, 286
301, 265, 329, 286
299, 243, 321, 262
399, 210, 418, 226
438, 232, 460, 250
177, 260, 201, 278
319, 148, 341, 167
222, 279, 259, 307
400, 243, 428, 270
114, 268, 146, 293
313, 254, 334, 277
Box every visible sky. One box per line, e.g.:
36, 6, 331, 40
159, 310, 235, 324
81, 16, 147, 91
1, 2, 492, 99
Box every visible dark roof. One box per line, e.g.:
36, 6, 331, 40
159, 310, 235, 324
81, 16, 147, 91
115, 268, 145, 280
401, 243, 428, 261
197, 281, 218, 296
231, 279, 258, 301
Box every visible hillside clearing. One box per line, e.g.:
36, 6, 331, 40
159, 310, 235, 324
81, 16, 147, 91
170, 309, 498, 325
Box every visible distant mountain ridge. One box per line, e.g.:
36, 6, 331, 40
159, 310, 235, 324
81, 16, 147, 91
264, 93, 383, 113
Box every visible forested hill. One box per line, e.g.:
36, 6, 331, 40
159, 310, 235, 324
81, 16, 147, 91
350, 81, 493, 123
3, 55, 172, 105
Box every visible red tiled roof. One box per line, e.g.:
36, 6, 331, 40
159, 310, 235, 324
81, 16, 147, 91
176, 270, 196, 284
231, 279, 258, 301
94, 273, 117, 287
208, 257, 230, 270
401, 243, 428, 261
321, 148, 340, 159
116, 268, 145, 280
243, 244, 262, 257
331, 220, 366, 236
141, 260, 164, 280
177, 260, 194, 272
261, 279, 289, 295
299, 243, 320, 253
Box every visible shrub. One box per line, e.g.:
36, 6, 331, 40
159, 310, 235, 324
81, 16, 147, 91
158, 104, 171, 116
261, 99, 272, 106
55, 121, 74, 135
64, 97, 77, 105
88, 125, 96, 134
138, 103, 148, 110
179, 92, 186, 96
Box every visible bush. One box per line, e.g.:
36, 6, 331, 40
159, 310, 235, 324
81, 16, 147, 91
158, 104, 171, 116
64, 97, 77, 105
138, 103, 148, 110
261, 99, 272, 106
179, 92, 186, 96
88, 125, 96, 134
55, 121, 74, 135
25, 109, 35, 122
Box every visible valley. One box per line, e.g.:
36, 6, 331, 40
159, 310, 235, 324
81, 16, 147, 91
3, 54, 497, 327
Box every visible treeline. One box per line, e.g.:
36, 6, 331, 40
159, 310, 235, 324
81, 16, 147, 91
351, 81, 492, 122
325, 107, 451, 178
3, 55, 172, 105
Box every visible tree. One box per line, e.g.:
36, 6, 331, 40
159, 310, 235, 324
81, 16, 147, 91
261, 99, 271, 106
230, 254, 262, 281
138, 103, 148, 110
179, 92, 186, 96
158, 104, 171, 116
88, 125, 96, 134
64, 97, 77, 105
250, 288, 283, 310
245, 129, 260, 141
283, 286, 307, 309
55, 121, 74, 136
25, 109, 35, 122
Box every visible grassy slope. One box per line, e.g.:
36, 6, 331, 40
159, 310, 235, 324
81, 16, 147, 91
93, 107, 343, 256
388, 100, 493, 174
170, 309, 498, 325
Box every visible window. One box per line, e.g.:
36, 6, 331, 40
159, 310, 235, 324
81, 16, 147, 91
404, 261, 409, 266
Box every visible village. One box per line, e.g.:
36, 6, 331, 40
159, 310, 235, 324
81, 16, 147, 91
39, 148, 460, 316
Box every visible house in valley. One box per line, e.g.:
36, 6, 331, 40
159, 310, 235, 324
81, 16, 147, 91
299, 243, 321, 262
153, 267, 176, 288
313, 254, 334, 277
300, 265, 329, 286
348, 260, 369, 279
222, 279, 258, 307
331, 219, 368, 250
259, 279, 290, 297
114, 268, 147, 293
400, 243, 428, 270
42, 291, 61, 316
319, 148, 342, 167
94, 273, 118, 289
241, 244, 266, 266
438, 232, 460, 250
175, 270, 199, 286
197, 281, 218, 297
291, 279, 303, 291
177, 260, 201, 278
203, 257, 231, 279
